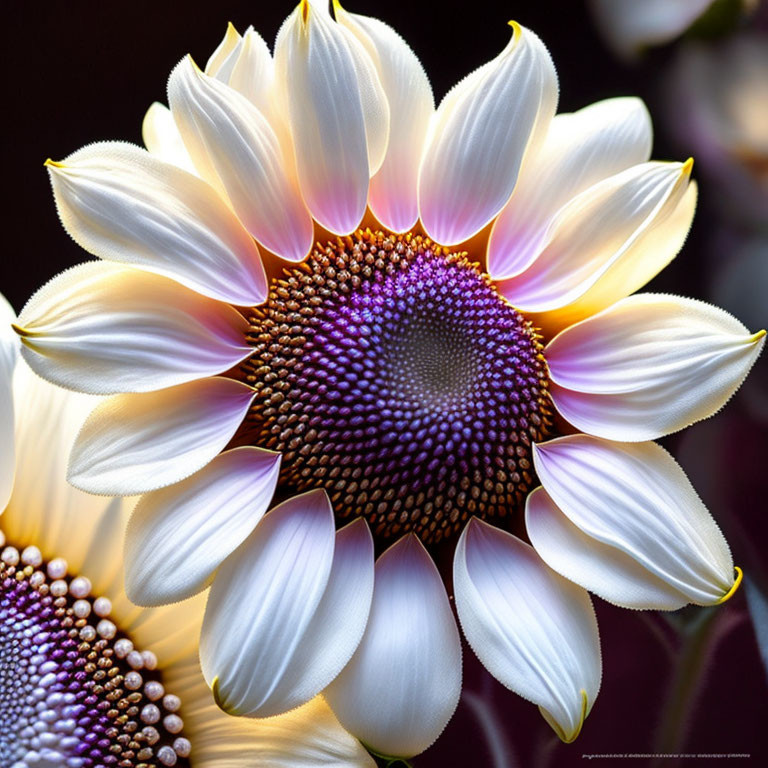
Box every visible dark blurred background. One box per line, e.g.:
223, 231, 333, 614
2, 1, 766, 766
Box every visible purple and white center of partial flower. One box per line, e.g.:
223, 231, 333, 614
0, 538, 191, 768
240, 231, 554, 545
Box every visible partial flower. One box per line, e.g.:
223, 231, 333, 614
0, 295, 374, 767
13, 0, 764, 758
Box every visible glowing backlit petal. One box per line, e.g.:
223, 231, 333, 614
325, 535, 462, 758
45, 141, 267, 305
15, 262, 251, 395
201, 491, 374, 718
453, 518, 601, 743
228, 27, 275, 115
169, 57, 314, 262
531, 435, 736, 608
69, 377, 256, 495
488, 97, 652, 279
206, 22, 243, 80
418, 22, 558, 245
142, 101, 197, 173
499, 160, 695, 320
125, 447, 281, 606
274, 1, 372, 234
546, 294, 766, 440
335, 3, 434, 232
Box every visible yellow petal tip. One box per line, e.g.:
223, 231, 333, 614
751, 329, 766, 343
715, 566, 743, 605
44, 158, 65, 169
507, 20, 522, 37
186, 54, 203, 74
682, 157, 694, 175
11, 322, 30, 337
300, 0, 310, 24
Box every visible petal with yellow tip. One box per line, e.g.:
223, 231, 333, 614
546, 294, 766, 441
528, 435, 738, 609
45, 141, 267, 305
418, 22, 557, 245
453, 518, 601, 743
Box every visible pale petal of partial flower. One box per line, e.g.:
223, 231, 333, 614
46, 141, 266, 305
418, 22, 558, 245
499, 160, 695, 322
15, 261, 251, 395
4, 360, 117, 578
531, 435, 737, 608
546, 294, 766, 441
69, 377, 255, 494
335, 3, 434, 232
274, 1, 370, 234
590, 0, 715, 58
167, 655, 375, 768
168, 57, 314, 262
205, 22, 243, 80
202, 490, 374, 718
1, 293, 17, 512
124, 447, 281, 606
488, 97, 652, 279
141, 102, 196, 173
324, 535, 462, 758
228, 27, 275, 115
453, 518, 601, 743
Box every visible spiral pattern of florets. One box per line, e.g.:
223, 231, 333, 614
241, 231, 553, 545
0, 539, 191, 768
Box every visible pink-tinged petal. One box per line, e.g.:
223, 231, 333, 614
531, 435, 737, 608
418, 22, 557, 245
325, 535, 462, 758
545, 294, 765, 441
168, 57, 314, 262
488, 97, 652, 279
124, 447, 280, 606
46, 141, 267, 306
335, 4, 433, 232
201, 491, 374, 718
15, 262, 251, 395
454, 518, 601, 743
69, 376, 255, 495
274, 1, 373, 234
500, 161, 694, 319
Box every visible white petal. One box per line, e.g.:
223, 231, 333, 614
124, 447, 281, 606
46, 141, 267, 305
274, 1, 370, 234
168, 57, 314, 262
590, 0, 715, 57
324, 535, 462, 758
500, 160, 695, 322
141, 102, 196, 173
418, 22, 558, 245
546, 294, 766, 441
0, 293, 18, 512
205, 22, 243, 79
228, 27, 275, 115
488, 97, 652, 279
69, 376, 255, 494
202, 491, 374, 717
453, 518, 601, 743
531, 435, 737, 608
16, 261, 251, 395
335, 4, 434, 232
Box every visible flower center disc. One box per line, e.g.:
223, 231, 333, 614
0, 542, 191, 768
242, 231, 553, 545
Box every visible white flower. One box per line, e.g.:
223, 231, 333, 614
0, 294, 374, 767
11, 1, 764, 757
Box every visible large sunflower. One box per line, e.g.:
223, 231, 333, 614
11, 1, 764, 758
